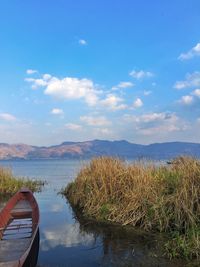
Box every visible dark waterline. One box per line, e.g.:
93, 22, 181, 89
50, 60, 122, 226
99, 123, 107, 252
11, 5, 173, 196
0, 160, 191, 267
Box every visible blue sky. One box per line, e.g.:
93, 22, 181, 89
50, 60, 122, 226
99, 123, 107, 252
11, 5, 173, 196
0, 0, 200, 145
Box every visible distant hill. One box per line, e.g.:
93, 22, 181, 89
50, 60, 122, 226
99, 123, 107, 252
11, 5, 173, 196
0, 140, 200, 160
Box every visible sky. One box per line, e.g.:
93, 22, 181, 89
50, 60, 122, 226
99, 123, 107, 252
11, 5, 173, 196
0, 0, 200, 146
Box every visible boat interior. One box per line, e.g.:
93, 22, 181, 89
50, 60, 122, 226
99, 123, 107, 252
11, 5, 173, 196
0, 191, 38, 264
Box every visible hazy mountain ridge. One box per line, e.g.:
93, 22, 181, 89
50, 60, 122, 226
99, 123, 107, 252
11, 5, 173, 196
0, 140, 200, 160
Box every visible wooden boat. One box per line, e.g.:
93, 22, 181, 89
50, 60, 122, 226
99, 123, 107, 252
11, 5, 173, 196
0, 189, 39, 267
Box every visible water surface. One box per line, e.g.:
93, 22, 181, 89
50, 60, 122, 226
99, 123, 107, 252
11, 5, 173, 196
0, 160, 191, 267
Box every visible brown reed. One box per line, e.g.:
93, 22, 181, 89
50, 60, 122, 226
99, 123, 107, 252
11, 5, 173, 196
64, 156, 200, 259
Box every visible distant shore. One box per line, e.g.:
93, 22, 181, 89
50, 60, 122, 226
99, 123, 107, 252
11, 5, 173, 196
1, 140, 200, 160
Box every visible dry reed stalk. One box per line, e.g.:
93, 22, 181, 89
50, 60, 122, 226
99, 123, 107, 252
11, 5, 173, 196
65, 156, 200, 258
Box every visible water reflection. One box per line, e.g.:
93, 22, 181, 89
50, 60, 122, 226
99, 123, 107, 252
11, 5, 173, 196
50, 203, 64, 213
69, 208, 186, 267
40, 223, 93, 251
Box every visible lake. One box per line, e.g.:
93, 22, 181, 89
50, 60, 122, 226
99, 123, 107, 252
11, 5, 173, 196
0, 159, 190, 267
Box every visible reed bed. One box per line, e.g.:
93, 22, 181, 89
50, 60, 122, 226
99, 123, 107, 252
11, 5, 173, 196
0, 166, 43, 197
64, 156, 200, 259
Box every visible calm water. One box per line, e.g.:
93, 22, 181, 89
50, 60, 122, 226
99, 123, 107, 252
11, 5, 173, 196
0, 160, 190, 267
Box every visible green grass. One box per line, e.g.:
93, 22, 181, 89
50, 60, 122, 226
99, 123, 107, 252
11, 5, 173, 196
165, 227, 200, 260
64, 156, 200, 259
0, 166, 44, 197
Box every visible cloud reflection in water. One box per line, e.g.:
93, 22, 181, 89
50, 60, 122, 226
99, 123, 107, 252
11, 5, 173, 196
40, 222, 94, 251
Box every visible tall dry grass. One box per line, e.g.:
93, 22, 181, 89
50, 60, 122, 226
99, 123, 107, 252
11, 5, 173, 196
65, 156, 200, 259
0, 166, 43, 197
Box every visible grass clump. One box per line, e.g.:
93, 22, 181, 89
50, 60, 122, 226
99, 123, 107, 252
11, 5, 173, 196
165, 227, 200, 260
64, 156, 200, 259
0, 166, 44, 197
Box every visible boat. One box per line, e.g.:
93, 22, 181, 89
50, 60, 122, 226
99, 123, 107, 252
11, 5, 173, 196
0, 188, 40, 267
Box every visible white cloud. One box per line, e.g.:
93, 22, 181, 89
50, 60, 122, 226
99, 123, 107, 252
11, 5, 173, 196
45, 77, 99, 106
124, 112, 173, 123
94, 128, 112, 136
178, 43, 200, 60
25, 78, 48, 89
51, 108, 64, 115
192, 88, 200, 98
179, 95, 194, 105
133, 98, 143, 108
26, 69, 38, 75
25, 73, 134, 111
129, 70, 154, 79
84, 92, 99, 106
143, 90, 152, 96
0, 113, 16, 122
140, 124, 180, 135
25, 74, 99, 106
65, 123, 82, 131
140, 112, 170, 123
43, 74, 52, 81
80, 116, 111, 126
101, 94, 127, 110
79, 39, 87, 45
112, 81, 134, 90
0, 121, 38, 145
174, 71, 200, 89
177, 88, 200, 106
123, 112, 187, 136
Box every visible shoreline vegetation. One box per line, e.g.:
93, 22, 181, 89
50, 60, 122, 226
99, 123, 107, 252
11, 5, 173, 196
64, 156, 200, 260
0, 166, 44, 198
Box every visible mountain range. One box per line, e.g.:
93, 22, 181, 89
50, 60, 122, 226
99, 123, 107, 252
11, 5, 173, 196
0, 140, 200, 160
